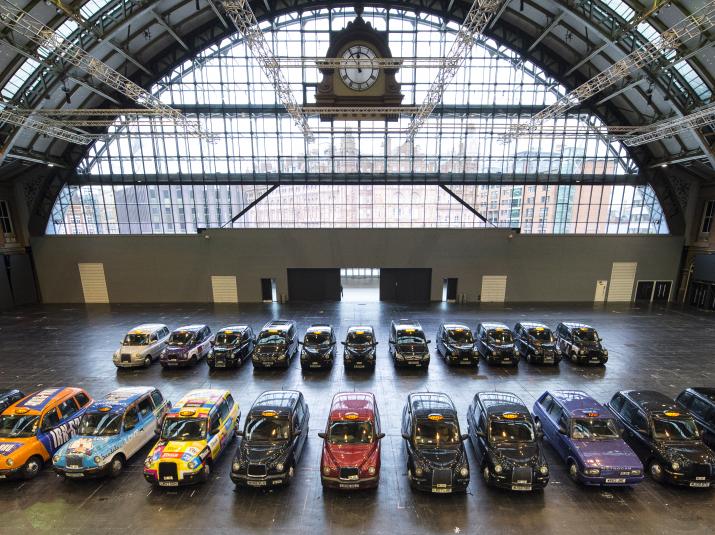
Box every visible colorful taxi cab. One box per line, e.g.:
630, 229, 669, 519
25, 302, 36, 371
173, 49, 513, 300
0, 387, 92, 480
160, 325, 213, 368
113, 324, 171, 368
319, 392, 385, 490
53, 387, 171, 479
143, 389, 239, 487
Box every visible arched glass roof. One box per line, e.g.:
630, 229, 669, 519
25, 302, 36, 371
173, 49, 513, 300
47, 7, 667, 235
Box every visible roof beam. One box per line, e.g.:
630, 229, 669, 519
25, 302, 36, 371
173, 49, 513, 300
439, 185, 490, 224
206, 0, 229, 29
151, 10, 189, 51
68, 76, 121, 105
222, 184, 278, 226
527, 12, 563, 53
595, 77, 645, 107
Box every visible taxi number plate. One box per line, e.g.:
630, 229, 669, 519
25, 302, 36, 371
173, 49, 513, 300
339, 483, 360, 489
167, 362, 178, 366
159, 481, 179, 487
310, 363, 321, 368
432, 487, 452, 493
263, 362, 273, 367
690, 482, 710, 487
216, 362, 226, 368
589, 358, 600, 363
0, 475, 6, 479
461, 359, 471, 364
512, 484, 531, 491
66, 473, 84, 478
354, 363, 364, 368
247, 480, 267, 487
502, 359, 511, 363
543, 357, 554, 363
605, 478, 626, 484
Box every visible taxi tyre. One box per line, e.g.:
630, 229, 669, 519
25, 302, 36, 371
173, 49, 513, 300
144, 355, 152, 368
648, 459, 665, 482
190, 355, 198, 366
22, 455, 43, 480
571, 352, 578, 363
482, 463, 492, 486
202, 460, 212, 482
109, 454, 125, 478
568, 460, 579, 482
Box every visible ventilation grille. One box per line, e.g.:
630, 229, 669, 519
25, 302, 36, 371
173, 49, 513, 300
211, 275, 238, 303
78, 263, 109, 304
481, 275, 507, 303
607, 262, 637, 302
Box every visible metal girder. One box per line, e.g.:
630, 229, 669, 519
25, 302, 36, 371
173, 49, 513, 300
0, 1, 205, 138
207, 0, 229, 29
595, 77, 645, 107
439, 185, 490, 224
620, 103, 715, 147
405, 0, 505, 141
0, 107, 92, 144
506, 0, 715, 139
222, 184, 278, 226
68, 76, 121, 105
151, 10, 189, 51
68, 171, 642, 186
648, 151, 710, 168
222, 0, 313, 140
5, 148, 67, 167
527, 12, 563, 53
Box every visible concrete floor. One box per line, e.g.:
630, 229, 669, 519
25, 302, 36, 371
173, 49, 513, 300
0, 301, 714, 535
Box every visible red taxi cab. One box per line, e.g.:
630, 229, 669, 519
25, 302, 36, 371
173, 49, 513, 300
318, 392, 384, 490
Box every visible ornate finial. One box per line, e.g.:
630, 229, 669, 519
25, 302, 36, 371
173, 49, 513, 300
355, 3, 364, 17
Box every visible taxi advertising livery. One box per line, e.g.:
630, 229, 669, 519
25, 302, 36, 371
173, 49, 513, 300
53, 387, 171, 479
0, 387, 93, 480
143, 389, 239, 487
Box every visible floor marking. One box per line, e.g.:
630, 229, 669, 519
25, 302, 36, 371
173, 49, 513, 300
77, 483, 104, 509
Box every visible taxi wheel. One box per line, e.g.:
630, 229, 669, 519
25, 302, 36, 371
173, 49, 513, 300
525, 352, 532, 364
571, 353, 578, 363
648, 460, 664, 482
203, 461, 212, 481
144, 356, 152, 367
109, 455, 125, 478
288, 465, 295, 480
22, 456, 43, 479
482, 465, 491, 485
190, 355, 198, 366
568, 461, 579, 482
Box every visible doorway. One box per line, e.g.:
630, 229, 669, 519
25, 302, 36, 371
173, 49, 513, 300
653, 281, 672, 303
340, 268, 379, 302
261, 278, 277, 302
635, 281, 654, 302
594, 280, 607, 303
442, 278, 458, 302
287, 269, 341, 301
380, 268, 432, 302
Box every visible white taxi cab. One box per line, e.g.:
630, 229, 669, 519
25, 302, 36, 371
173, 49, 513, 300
113, 324, 171, 368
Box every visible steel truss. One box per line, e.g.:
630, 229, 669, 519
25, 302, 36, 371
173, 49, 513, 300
222, 0, 313, 140
405, 0, 505, 141
620, 103, 715, 147
506, 0, 715, 139
0, 108, 91, 144
0, 0, 204, 138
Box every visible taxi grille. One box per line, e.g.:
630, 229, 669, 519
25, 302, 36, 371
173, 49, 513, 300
66, 454, 83, 469
247, 464, 267, 477
120, 354, 131, 363
512, 466, 533, 484
432, 468, 452, 487
158, 462, 178, 481
692, 464, 711, 479
339, 467, 359, 480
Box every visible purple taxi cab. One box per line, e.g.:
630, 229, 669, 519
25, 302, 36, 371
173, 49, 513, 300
533, 390, 644, 486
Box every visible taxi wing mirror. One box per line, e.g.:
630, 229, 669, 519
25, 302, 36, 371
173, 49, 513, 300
476, 430, 486, 438
340, 341, 346, 346
460, 434, 469, 441
317, 432, 326, 439
210, 339, 215, 346
426, 339, 432, 344
377, 432, 386, 440
557, 424, 568, 435
401, 432, 410, 440
536, 430, 544, 439
235, 429, 244, 437
374, 341, 379, 346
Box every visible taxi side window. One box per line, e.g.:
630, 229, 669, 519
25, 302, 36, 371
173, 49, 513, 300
478, 413, 487, 433
151, 390, 164, 408
547, 400, 563, 422
58, 398, 79, 419
295, 402, 305, 427
74, 392, 90, 408
218, 400, 230, 422
124, 407, 139, 431
609, 394, 625, 414
540, 394, 554, 413
161, 327, 169, 338
138, 397, 153, 418
209, 412, 221, 434
41, 408, 61, 431
225, 394, 235, 412
690, 397, 710, 419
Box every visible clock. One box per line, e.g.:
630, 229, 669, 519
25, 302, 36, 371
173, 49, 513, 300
315, 9, 404, 121
339, 45, 379, 91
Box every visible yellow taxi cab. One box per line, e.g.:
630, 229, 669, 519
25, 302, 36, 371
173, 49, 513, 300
143, 389, 239, 487
0, 387, 93, 480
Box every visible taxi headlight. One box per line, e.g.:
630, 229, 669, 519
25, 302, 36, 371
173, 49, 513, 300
585, 468, 600, 476
459, 466, 469, 478
277, 353, 287, 360
53, 454, 60, 463
671, 461, 681, 471
232, 461, 241, 472
539, 465, 549, 475
395, 352, 404, 360
579, 349, 586, 355
144, 457, 152, 468
275, 462, 284, 472
323, 466, 331, 476
493, 464, 503, 474
188, 457, 202, 470
368, 466, 376, 476
631, 469, 641, 476
414, 466, 424, 477
94, 455, 102, 464
6, 458, 14, 467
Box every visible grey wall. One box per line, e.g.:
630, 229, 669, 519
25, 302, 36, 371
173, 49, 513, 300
31, 229, 684, 303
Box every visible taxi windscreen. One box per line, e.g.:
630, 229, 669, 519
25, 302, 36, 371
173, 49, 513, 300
571, 418, 620, 440
245, 416, 290, 442
528, 328, 553, 342
123, 333, 150, 346
574, 329, 598, 342
304, 332, 331, 346
652, 415, 699, 441
0, 414, 39, 438
168, 331, 194, 346
161, 417, 207, 441
488, 329, 513, 344
414, 419, 460, 447
257, 333, 286, 346
328, 421, 374, 444
397, 332, 425, 344
347, 331, 373, 345
215, 332, 239, 345
79, 412, 122, 436
490, 419, 534, 443
447, 329, 473, 344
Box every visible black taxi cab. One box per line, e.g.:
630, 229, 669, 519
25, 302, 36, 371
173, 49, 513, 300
467, 391, 549, 491
401, 392, 469, 493
231, 390, 309, 488
389, 320, 431, 368
299, 324, 337, 371
252, 320, 299, 369
513, 322, 561, 365
342, 326, 378, 370
475, 322, 519, 366
555, 322, 608, 365
436, 323, 478, 366
208, 325, 255, 369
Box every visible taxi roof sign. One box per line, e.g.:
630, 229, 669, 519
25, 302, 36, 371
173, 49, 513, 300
664, 411, 681, 417
355, 331, 365, 335
14, 407, 29, 415
262, 410, 278, 417
427, 413, 444, 421
344, 412, 359, 420
179, 410, 196, 417
502, 412, 519, 419
99, 406, 112, 412
585, 411, 599, 418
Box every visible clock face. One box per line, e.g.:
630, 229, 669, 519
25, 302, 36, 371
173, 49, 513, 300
339, 45, 379, 91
